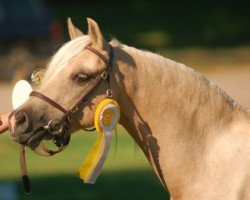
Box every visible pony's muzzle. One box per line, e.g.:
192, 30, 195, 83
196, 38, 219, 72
13, 111, 30, 133
9, 110, 32, 144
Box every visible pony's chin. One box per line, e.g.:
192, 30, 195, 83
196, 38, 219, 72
26, 131, 52, 150
27, 140, 41, 150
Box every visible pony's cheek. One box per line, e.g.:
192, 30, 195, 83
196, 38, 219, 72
67, 115, 84, 133
79, 109, 95, 128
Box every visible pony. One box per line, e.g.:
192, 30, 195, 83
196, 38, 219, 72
9, 18, 250, 199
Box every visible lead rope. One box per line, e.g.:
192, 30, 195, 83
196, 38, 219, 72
19, 136, 68, 193
20, 146, 32, 194
19, 140, 68, 193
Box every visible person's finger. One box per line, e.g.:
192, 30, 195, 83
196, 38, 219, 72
0, 112, 11, 134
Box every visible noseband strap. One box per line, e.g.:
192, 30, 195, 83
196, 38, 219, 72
30, 91, 67, 114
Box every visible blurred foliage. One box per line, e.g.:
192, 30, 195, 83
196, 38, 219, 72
0, 126, 169, 199
49, 0, 250, 49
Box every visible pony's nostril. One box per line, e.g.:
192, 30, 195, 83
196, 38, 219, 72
15, 111, 28, 126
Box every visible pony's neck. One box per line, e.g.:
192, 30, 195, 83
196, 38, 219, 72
111, 41, 247, 188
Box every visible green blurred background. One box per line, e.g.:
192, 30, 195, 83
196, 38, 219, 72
50, 0, 250, 49
0, 0, 250, 199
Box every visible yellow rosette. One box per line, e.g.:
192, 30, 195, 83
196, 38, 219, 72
78, 99, 120, 184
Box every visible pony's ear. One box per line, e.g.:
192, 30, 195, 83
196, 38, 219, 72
67, 17, 84, 40
87, 18, 105, 49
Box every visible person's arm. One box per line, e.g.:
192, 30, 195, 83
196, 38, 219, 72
0, 112, 11, 134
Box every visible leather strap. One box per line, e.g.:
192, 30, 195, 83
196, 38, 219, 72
32, 141, 67, 157
20, 146, 32, 194
30, 91, 67, 114
85, 46, 109, 66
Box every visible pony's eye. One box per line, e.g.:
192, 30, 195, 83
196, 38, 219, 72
72, 74, 89, 83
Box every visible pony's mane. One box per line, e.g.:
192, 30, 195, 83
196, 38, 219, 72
42, 36, 90, 84
111, 39, 199, 76
111, 40, 242, 110
42, 37, 242, 110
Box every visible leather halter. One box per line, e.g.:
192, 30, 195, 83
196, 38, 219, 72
18, 45, 114, 193
29, 45, 114, 156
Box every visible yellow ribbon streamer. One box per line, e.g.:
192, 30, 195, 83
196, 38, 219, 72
78, 99, 120, 184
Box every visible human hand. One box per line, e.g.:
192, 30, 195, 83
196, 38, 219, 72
0, 112, 11, 134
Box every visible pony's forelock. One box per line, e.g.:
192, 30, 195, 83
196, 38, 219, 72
42, 35, 90, 84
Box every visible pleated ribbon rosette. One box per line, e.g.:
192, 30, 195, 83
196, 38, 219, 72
78, 99, 120, 184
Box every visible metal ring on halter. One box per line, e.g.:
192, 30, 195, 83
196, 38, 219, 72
43, 119, 64, 135
101, 71, 108, 79
106, 89, 113, 97
70, 105, 78, 113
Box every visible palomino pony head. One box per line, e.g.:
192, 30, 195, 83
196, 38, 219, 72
9, 18, 114, 149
